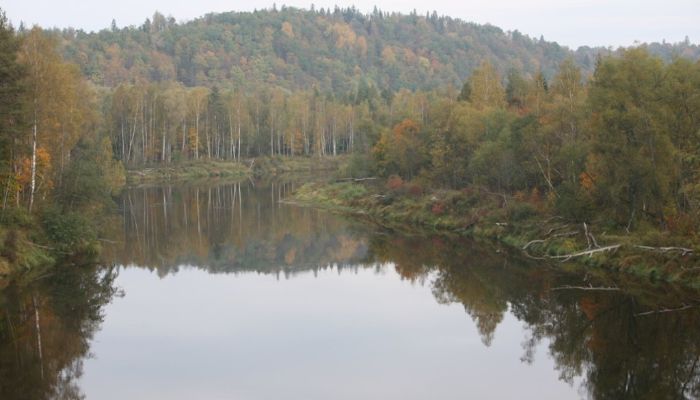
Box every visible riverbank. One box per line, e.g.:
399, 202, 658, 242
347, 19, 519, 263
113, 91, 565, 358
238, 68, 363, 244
293, 181, 700, 288
126, 156, 348, 184
126, 160, 250, 184
0, 207, 107, 289
0, 227, 52, 289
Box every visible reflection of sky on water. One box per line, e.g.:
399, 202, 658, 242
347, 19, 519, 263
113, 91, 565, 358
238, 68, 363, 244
82, 266, 581, 400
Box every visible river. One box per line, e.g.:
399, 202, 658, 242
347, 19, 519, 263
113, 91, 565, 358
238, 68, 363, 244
1, 179, 699, 399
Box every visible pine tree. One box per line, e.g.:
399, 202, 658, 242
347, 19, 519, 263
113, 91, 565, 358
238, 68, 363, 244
0, 8, 25, 207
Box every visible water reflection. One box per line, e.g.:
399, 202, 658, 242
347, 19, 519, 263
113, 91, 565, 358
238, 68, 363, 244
0, 180, 699, 399
0, 266, 119, 399
375, 235, 700, 399
113, 180, 369, 276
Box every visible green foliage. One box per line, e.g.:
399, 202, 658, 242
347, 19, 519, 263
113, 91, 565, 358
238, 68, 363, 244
54, 137, 123, 212
343, 152, 374, 178
507, 202, 537, 221
336, 182, 367, 202
58, 8, 579, 93
0, 206, 33, 228
587, 49, 678, 228
554, 182, 593, 221
457, 81, 471, 102
41, 207, 98, 257
0, 8, 25, 189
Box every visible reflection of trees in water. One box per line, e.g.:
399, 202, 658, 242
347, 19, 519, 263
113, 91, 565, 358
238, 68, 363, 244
114, 181, 370, 276
0, 266, 120, 400
2, 180, 697, 399
108, 182, 700, 398
372, 234, 700, 399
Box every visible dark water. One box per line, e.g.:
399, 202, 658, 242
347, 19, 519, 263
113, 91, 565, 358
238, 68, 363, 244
1, 179, 700, 399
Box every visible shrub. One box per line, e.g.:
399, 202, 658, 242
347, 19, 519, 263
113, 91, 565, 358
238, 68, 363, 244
337, 183, 367, 201
386, 175, 404, 191
344, 153, 374, 178
407, 183, 424, 197
508, 202, 537, 221
0, 207, 34, 228
431, 201, 446, 215
41, 207, 98, 256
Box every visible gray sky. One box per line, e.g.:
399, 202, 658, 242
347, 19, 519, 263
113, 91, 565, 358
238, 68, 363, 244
3, 0, 699, 49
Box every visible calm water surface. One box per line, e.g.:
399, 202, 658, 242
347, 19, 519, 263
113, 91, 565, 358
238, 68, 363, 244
1, 179, 699, 399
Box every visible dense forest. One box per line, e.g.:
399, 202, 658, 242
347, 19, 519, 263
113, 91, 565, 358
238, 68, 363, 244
0, 10, 123, 273
1, 5, 700, 273
53, 7, 700, 92
365, 51, 700, 232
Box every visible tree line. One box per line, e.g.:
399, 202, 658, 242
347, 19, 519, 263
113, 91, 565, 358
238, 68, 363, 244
3, 5, 700, 233
0, 10, 122, 252
368, 51, 700, 231
106, 83, 375, 165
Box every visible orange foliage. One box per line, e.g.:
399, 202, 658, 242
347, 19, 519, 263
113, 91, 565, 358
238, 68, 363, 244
580, 171, 595, 191
431, 201, 446, 215
16, 147, 52, 191
579, 296, 603, 321
392, 118, 420, 138
386, 175, 404, 191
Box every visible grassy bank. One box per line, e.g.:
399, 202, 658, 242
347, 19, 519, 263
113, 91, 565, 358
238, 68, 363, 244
251, 155, 347, 177
127, 160, 251, 184
293, 181, 700, 288
0, 207, 106, 289
126, 156, 348, 184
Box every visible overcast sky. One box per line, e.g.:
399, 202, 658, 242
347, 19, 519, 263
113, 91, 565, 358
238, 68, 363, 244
3, 0, 699, 49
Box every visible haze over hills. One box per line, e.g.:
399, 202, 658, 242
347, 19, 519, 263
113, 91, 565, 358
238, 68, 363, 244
49, 7, 700, 93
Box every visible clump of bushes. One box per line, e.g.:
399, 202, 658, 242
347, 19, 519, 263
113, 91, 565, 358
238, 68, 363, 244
41, 207, 99, 258
336, 182, 368, 202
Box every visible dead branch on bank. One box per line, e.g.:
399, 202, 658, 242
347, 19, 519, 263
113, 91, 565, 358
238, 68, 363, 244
550, 245, 622, 262
583, 222, 600, 249
550, 285, 621, 292
633, 245, 694, 256
336, 177, 378, 182
522, 239, 546, 250
634, 304, 699, 317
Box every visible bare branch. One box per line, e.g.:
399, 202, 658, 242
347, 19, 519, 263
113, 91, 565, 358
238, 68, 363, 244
550, 285, 621, 292
551, 244, 622, 262
635, 304, 698, 317
523, 239, 546, 250
633, 245, 694, 256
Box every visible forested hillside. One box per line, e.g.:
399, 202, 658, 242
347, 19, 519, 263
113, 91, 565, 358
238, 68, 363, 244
53, 7, 700, 93
55, 7, 575, 92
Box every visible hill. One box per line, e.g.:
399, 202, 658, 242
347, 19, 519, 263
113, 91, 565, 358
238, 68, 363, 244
52, 7, 700, 93
51, 7, 580, 93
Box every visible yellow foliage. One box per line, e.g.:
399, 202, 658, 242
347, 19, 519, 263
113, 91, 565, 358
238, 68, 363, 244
16, 147, 52, 194
187, 127, 199, 156
332, 23, 356, 49
281, 22, 294, 38
580, 171, 595, 192
356, 36, 368, 56
381, 47, 396, 65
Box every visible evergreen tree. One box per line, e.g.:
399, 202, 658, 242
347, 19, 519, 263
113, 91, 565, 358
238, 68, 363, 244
0, 9, 25, 193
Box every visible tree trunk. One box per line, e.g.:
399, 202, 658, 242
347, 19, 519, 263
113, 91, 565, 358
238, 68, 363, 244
29, 112, 37, 212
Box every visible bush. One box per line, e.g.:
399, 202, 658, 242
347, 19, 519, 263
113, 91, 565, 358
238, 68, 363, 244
508, 202, 537, 221
407, 183, 424, 197
555, 182, 593, 222
0, 207, 34, 228
337, 183, 367, 202
431, 201, 446, 215
344, 153, 374, 178
41, 207, 98, 256
386, 175, 404, 191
